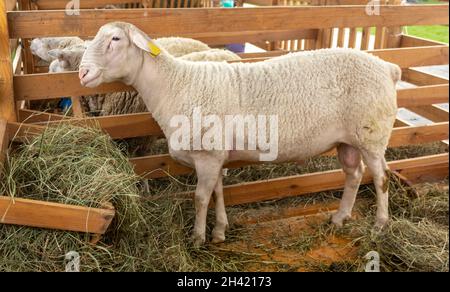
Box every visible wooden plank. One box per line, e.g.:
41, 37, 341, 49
388, 122, 449, 147
401, 34, 448, 48
131, 122, 449, 179
6, 0, 16, 11
14, 72, 134, 101
14, 46, 449, 101
216, 153, 449, 206
0, 119, 9, 164
71, 96, 84, 118
347, 27, 357, 49
402, 68, 449, 123
191, 29, 318, 46
30, 0, 141, 9
361, 27, 371, 50
407, 105, 449, 123
374, 26, 384, 49
7, 5, 449, 38
18, 109, 68, 123
336, 27, 345, 48
12, 43, 21, 74
13, 112, 161, 139
397, 84, 449, 107
0, 196, 115, 234
402, 68, 448, 86
0, 0, 17, 122
371, 45, 449, 69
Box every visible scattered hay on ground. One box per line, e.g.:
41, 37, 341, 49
0, 123, 447, 271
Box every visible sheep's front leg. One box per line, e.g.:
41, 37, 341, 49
211, 173, 229, 243
192, 158, 223, 247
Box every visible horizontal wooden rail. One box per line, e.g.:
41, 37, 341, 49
0, 196, 115, 234
397, 84, 449, 107
13, 46, 449, 101
215, 153, 448, 206
130, 122, 449, 179
10, 112, 161, 139
26, 0, 141, 9
400, 34, 448, 48
191, 29, 319, 46
7, 5, 449, 38
402, 68, 449, 123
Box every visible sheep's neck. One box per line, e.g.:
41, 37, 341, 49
130, 52, 185, 137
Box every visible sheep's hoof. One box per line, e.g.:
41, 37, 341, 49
191, 234, 206, 248
211, 229, 226, 244
374, 217, 389, 230
331, 212, 351, 227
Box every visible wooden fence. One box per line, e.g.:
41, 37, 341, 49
0, 1, 448, 234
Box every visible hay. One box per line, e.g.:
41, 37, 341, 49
334, 175, 449, 272
0, 124, 244, 271
0, 123, 447, 271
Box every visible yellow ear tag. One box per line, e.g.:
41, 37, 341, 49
148, 42, 161, 57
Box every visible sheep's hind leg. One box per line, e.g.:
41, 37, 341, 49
192, 157, 223, 247
211, 172, 229, 243
332, 144, 365, 227
360, 150, 390, 228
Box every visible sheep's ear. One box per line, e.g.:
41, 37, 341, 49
129, 26, 160, 57
48, 49, 64, 61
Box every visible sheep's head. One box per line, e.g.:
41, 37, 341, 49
48, 47, 85, 73
30, 38, 55, 62
79, 22, 160, 88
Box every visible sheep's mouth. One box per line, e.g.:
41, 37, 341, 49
80, 72, 101, 87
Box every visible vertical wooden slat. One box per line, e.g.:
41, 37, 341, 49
315, 29, 323, 49
0, 119, 9, 164
71, 96, 84, 118
18, 0, 33, 74
385, 0, 403, 48
321, 28, 332, 49
337, 28, 345, 48
0, 0, 17, 122
348, 27, 357, 48
374, 26, 385, 49
361, 27, 371, 50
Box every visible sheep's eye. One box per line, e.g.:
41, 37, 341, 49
112, 37, 120, 41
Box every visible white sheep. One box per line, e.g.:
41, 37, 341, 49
80, 22, 400, 246
30, 37, 85, 62
48, 37, 240, 155
48, 39, 240, 116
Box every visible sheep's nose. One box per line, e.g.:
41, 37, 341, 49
79, 68, 89, 80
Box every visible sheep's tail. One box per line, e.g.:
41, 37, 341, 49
388, 62, 401, 84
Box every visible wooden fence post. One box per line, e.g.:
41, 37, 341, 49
385, 0, 403, 48
0, 0, 16, 123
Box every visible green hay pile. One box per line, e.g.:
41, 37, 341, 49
0, 124, 243, 271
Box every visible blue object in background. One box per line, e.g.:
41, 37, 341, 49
220, 0, 246, 53
59, 98, 72, 113
220, 0, 234, 7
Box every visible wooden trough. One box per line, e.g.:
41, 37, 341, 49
0, 0, 448, 239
